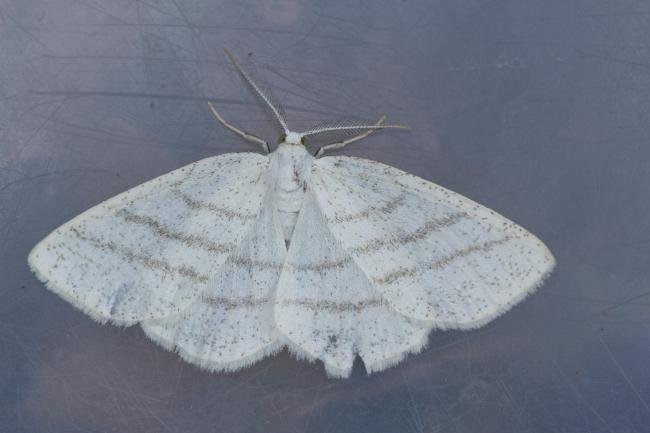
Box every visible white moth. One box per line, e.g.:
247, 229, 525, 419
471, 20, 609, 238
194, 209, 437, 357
28, 49, 555, 378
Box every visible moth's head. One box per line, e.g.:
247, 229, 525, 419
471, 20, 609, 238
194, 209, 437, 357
280, 131, 307, 146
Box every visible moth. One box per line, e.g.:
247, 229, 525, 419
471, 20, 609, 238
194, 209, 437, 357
29, 49, 555, 378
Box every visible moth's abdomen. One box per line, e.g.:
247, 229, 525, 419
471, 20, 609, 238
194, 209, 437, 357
276, 185, 306, 241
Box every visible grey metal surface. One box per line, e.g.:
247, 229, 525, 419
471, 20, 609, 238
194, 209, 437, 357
1, 1, 649, 432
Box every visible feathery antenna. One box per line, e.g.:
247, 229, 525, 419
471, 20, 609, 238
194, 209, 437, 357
301, 121, 409, 137
224, 48, 289, 134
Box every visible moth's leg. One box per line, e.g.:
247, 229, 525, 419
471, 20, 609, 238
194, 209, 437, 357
314, 115, 386, 157
208, 101, 270, 153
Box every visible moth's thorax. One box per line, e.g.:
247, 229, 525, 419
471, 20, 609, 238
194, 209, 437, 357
272, 143, 314, 241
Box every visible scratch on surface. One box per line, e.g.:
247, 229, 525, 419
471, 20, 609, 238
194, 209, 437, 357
577, 49, 650, 71
498, 380, 526, 431
0, 11, 52, 51
76, 21, 354, 42
301, 387, 321, 433
27, 90, 245, 104
401, 370, 425, 433
595, 328, 650, 414
27, 90, 344, 118
0, 169, 119, 194
13, 98, 68, 160
42, 53, 223, 64
590, 291, 650, 318
553, 361, 615, 433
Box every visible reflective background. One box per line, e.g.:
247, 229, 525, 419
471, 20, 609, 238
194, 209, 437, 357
2, 1, 650, 432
